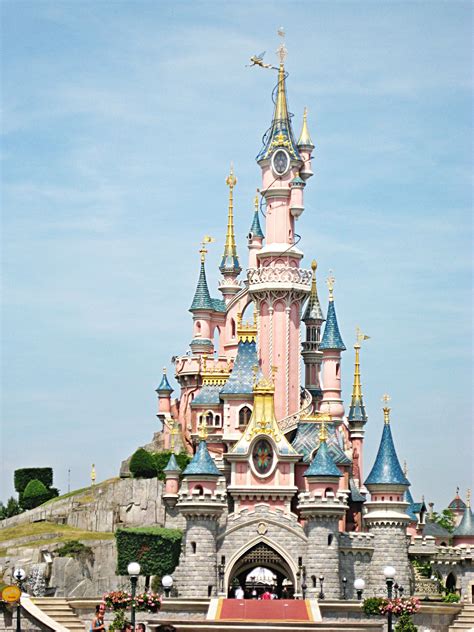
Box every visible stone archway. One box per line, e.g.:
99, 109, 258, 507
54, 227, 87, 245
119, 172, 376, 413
226, 540, 296, 598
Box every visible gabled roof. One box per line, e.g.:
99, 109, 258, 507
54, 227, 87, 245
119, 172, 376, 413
319, 299, 346, 350
365, 423, 409, 487
304, 439, 341, 478
220, 339, 258, 395
182, 440, 221, 477
163, 453, 181, 473
190, 262, 213, 311
454, 508, 474, 537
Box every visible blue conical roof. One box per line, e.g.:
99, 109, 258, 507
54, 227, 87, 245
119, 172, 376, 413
454, 508, 474, 537
221, 339, 258, 395
304, 440, 341, 478
156, 371, 173, 394
182, 440, 221, 477
365, 423, 409, 486
319, 300, 346, 350
190, 262, 213, 311
250, 209, 264, 239
163, 453, 181, 473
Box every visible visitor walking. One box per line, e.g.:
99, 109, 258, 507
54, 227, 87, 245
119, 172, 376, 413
234, 585, 244, 599
91, 604, 106, 631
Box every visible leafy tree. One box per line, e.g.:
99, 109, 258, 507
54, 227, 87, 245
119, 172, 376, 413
21, 479, 52, 510
0, 496, 23, 520
129, 448, 157, 478
431, 509, 455, 533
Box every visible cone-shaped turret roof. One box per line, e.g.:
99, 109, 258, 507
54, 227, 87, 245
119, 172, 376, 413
190, 241, 214, 311
163, 453, 181, 473
220, 165, 241, 276
319, 275, 346, 350
297, 107, 314, 149
448, 488, 467, 512
156, 368, 173, 394
365, 401, 409, 487
182, 440, 221, 477
256, 39, 300, 163
304, 424, 341, 478
249, 192, 264, 239
454, 491, 474, 537
303, 260, 324, 322
348, 337, 368, 425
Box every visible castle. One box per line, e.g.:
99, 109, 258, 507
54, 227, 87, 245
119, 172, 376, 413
152, 38, 474, 601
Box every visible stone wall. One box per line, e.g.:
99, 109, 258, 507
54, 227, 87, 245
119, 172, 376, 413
305, 516, 341, 599
339, 532, 374, 599
366, 524, 412, 594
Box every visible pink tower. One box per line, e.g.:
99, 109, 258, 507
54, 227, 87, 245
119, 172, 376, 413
248, 36, 313, 420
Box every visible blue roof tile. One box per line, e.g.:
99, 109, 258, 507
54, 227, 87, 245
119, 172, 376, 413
192, 384, 223, 406
291, 422, 351, 465
182, 440, 221, 477
365, 423, 409, 486
212, 298, 227, 313
163, 453, 181, 473
250, 209, 264, 239
190, 262, 213, 311
156, 371, 173, 394
349, 478, 366, 503
220, 339, 258, 395
319, 300, 346, 350
304, 440, 341, 478
454, 508, 474, 537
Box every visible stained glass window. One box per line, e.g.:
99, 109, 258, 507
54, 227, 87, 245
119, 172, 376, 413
252, 439, 273, 475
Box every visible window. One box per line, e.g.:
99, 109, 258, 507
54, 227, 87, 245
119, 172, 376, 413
202, 411, 222, 428
328, 534, 333, 546
191, 542, 197, 554
239, 406, 252, 427
231, 318, 236, 338
194, 485, 204, 496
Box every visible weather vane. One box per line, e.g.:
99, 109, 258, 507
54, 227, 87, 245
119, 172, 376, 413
356, 327, 371, 344
327, 270, 335, 300
199, 235, 215, 262
247, 27, 287, 70
277, 26, 287, 65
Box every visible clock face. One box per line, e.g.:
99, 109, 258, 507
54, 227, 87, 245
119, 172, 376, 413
272, 149, 290, 176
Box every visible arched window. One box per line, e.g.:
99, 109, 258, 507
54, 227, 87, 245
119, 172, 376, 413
239, 406, 252, 427
205, 411, 214, 425
191, 542, 197, 554
195, 321, 201, 336
231, 318, 236, 338
328, 534, 333, 546
194, 485, 204, 496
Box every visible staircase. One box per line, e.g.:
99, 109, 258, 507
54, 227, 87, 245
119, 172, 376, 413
449, 603, 474, 630
30, 597, 85, 631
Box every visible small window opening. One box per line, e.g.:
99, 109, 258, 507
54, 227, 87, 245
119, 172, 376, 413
191, 542, 197, 554
239, 406, 252, 427
208, 585, 213, 597
311, 575, 317, 588
328, 534, 333, 546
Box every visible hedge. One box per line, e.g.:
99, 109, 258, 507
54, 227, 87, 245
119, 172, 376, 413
129, 449, 157, 478
21, 479, 53, 510
116, 527, 182, 577
14, 468, 53, 493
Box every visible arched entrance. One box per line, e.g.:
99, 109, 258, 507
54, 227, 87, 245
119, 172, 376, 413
227, 541, 296, 598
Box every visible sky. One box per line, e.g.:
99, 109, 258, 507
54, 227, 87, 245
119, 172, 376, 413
1, 1, 472, 509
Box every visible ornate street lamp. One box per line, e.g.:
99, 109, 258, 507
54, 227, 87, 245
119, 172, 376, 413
354, 578, 365, 601
127, 562, 140, 630
162, 575, 174, 598
14, 568, 26, 632
318, 575, 325, 600
217, 563, 225, 594
341, 576, 347, 600
383, 566, 397, 632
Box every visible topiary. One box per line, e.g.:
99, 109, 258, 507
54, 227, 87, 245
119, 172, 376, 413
21, 479, 51, 510
129, 448, 157, 478
14, 468, 53, 493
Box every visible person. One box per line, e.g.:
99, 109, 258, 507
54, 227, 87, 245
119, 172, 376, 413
91, 604, 106, 632
135, 625, 146, 632
260, 587, 272, 600
234, 585, 244, 599
281, 586, 289, 599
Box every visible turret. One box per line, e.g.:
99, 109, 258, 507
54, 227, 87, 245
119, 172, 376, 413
297, 107, 314, 181
189, 238, 215, 355
155, 368, 173, 414
163, 453, 181, 507
302, 260, 325, 404
298, 422, 346, 598
448, 487, 467, 527
219, 165, 242, 300
347, 329, 369, 485
247, 192, 264, 268
319, 274, 346, 419
364, 398, 411, 592
453, 489, 474, 546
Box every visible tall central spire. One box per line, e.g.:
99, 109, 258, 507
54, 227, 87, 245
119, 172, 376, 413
348, 329, 369, 426
219, 164, 241, 275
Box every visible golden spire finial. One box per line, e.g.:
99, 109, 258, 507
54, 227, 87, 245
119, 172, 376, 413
274, 28, 289, 122
298, 106, 314, 147
221, 164, 240, 272
327, 270, 335, 301
200, 235, 215, 262
198, 418, 208, 441
319, 420, 328, 443
311, 259, 317, 272
382, 394, 391, 424
254, 190, 260, 212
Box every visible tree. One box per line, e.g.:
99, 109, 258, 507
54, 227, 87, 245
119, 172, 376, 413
431, 509, 455, 533
129, 448, 157, 478
0, 496, 23, 519
21, 479, 52, 510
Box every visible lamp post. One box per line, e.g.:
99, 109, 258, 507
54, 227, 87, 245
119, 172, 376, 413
342, 577, 347, 600
162, 575, 173, 598
354, 578, 365, 601
383, 566, 397, 632
14, 568, 26, 632
301, 566, 307, 600
318, 575, 325, 600
127, 562, 140, 630
217, 563, 225, 594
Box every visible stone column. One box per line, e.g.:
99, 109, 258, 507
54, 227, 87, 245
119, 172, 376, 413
305, 515, 341, 598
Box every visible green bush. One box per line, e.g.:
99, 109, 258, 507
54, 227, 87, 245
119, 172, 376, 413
116, 527, 182, 577
14, 468, 53, 494
21, 479, 53, 509
394, 612, 418, 631
443, 592, 460, 603
129, 449, 157, 478
362, 597, 386, 615
56, 540, 94, 563
154, 451, 192, 481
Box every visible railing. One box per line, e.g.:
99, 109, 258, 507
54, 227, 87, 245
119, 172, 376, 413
247, 266, 312, 288
278, 389, 313, 433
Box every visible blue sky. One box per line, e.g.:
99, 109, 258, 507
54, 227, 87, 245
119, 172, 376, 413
1, 1, 472, 508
